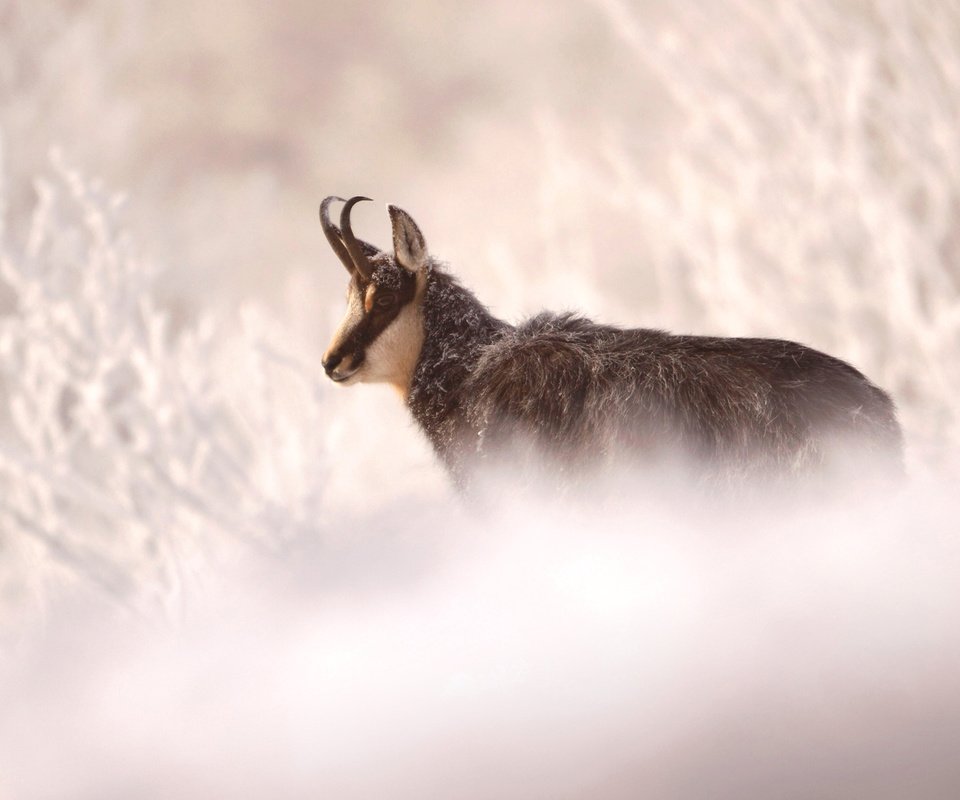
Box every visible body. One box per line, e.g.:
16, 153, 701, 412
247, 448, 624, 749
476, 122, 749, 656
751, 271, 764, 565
320, 197, 903, 491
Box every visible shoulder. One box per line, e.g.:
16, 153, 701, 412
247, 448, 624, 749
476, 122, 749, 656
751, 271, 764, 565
481, 313, 594, 369
464, 314, 595, 405
516, 311, 625, 341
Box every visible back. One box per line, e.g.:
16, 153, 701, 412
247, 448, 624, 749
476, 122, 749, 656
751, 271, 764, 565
465, 312, 902, 486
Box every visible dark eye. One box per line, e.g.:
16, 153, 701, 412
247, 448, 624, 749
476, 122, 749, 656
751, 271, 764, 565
374, 294, 397, 310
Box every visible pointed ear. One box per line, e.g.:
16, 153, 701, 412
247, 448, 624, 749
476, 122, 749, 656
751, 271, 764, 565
388, 205, 429, 273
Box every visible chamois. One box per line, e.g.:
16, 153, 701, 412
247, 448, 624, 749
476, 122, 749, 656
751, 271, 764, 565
320, 196, 903, 491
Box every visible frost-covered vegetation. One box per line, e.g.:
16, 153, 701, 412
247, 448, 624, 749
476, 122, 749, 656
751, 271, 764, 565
0, 155, 335, 627
1, 0, 959, 796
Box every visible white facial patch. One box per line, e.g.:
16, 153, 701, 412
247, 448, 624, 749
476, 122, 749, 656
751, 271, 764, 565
363, 298, 425, 393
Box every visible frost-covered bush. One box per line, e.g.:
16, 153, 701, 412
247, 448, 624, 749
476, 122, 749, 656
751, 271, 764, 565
0, 155, 335, 627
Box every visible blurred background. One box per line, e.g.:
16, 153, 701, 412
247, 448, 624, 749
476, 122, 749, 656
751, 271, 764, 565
1, 1, 960, 796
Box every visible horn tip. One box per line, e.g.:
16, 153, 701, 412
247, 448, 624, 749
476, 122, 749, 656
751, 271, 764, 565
319, 195, 346, 219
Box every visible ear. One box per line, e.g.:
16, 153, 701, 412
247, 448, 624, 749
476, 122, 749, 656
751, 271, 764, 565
388, 204, 429, 273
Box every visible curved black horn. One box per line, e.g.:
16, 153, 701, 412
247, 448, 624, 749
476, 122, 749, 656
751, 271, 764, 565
340, 196, 375, 280
319, 196, 355, 276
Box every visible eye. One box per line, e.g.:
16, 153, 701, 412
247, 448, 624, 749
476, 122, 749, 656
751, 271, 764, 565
374, 294, 397, 310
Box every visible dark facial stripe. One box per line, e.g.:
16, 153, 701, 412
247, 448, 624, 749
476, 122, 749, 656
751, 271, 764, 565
332, 266, 417, 364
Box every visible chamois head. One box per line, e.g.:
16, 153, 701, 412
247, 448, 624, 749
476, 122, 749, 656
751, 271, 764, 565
320, 196, 430, 392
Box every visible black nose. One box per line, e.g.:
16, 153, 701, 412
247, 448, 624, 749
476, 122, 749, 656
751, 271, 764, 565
322, 353, 342, 376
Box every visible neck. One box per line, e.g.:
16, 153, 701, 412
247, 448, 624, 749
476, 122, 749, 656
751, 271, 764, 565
407, 266, 507, 451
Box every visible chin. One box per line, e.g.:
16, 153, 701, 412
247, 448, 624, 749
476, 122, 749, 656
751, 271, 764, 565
331, 371, 363, 386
